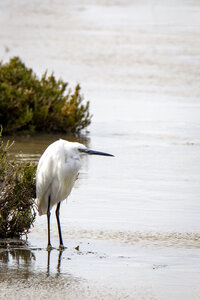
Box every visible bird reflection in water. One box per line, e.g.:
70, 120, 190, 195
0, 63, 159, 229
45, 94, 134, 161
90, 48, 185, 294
47, 249, 64, 276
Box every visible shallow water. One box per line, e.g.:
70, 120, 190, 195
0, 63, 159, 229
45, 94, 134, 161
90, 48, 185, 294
1, 0, 200, 299
1, 238, 200, 300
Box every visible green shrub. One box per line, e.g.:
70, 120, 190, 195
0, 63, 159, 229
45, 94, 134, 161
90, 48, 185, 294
0, 128, 36, 238
0, 57, 92, 135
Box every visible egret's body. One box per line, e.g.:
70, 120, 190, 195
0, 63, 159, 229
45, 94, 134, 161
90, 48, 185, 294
36, 140, 84, 215
36, 139, 113, 249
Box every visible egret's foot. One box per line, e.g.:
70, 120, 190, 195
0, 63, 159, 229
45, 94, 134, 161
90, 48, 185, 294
46, 244, 54, 251
59, 244, 66, 250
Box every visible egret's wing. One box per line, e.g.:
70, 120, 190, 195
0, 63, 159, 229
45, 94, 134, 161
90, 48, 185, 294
36, 140, 66, 215
36, 149, 54, 199
36, 142, 63, 216
36, 139, 82, 215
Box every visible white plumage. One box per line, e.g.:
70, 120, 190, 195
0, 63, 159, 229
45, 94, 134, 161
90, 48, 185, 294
36, 139, 114, 249
36, 139, 85, 215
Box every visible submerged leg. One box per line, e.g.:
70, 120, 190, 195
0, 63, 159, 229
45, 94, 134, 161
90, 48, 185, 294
56, 202, 64, 249
47, 195, 52, 250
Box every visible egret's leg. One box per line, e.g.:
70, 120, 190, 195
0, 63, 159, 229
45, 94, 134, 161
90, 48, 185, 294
47, 195, 52, 249
47, 248, 51, 276
56, 202, 64, 248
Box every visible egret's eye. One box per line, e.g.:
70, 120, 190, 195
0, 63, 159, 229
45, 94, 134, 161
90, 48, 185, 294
78, 148, 86, 153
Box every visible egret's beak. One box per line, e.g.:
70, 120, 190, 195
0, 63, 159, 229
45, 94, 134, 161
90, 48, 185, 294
80, 149, 114, 157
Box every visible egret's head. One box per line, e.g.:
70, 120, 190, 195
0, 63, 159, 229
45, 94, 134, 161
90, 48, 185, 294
62, 140, 114, 158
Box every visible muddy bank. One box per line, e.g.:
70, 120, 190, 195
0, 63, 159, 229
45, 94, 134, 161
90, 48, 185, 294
0, 237, 200, 300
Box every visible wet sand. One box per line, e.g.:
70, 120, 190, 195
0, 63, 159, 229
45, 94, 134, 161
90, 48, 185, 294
1, 0, 200, 299
1, 236, 200, 300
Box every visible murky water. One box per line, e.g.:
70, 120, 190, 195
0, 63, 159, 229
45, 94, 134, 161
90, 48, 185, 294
1, 0, 200, 299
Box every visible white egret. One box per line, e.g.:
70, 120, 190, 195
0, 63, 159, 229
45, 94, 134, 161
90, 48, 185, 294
36, 139, 114, 249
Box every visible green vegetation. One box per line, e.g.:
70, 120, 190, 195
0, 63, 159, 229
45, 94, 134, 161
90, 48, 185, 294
0, 56, 92, 135
0, 129, 36, 238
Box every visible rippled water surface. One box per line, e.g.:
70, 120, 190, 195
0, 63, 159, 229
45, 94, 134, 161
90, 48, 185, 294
1, 0, 200, 299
